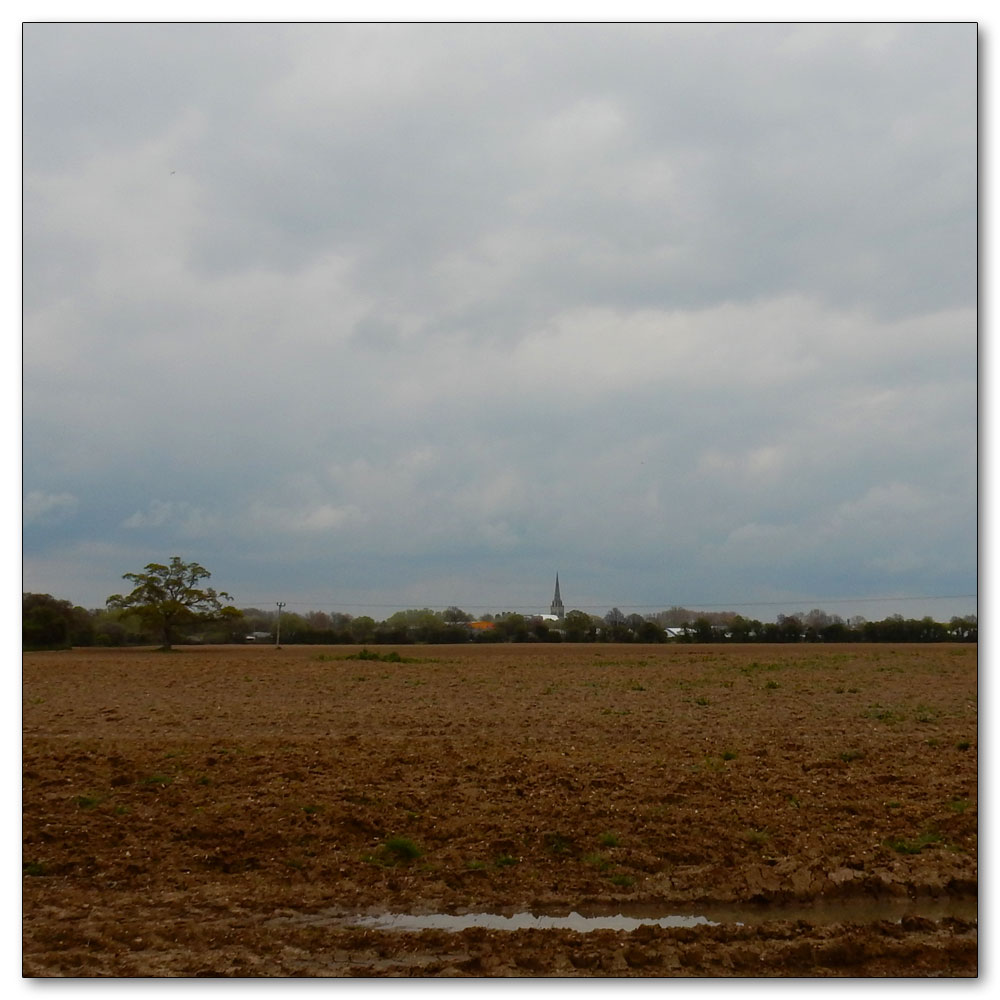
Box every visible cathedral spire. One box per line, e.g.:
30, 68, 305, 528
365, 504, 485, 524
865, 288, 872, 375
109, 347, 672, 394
550, 573, 565, 619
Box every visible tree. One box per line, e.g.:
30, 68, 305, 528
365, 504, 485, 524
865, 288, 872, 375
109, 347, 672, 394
492, 612, 529, 642
563, 609, 596, 642
23, 593, 94, 650
348, 616, 377, 643
106, 557, 240, 650
691, 617, 715, 643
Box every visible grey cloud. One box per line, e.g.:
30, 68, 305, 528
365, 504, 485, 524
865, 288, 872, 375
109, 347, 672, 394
22, 23, 976, 618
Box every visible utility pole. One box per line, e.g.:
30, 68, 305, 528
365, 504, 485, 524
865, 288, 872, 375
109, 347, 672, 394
275, 601, 286, 648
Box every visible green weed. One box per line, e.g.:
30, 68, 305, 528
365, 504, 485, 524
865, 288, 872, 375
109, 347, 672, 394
544, 832, 575, 856
885, 831, 941, 855
367, 835, 423, 865
865, 704, 903, 724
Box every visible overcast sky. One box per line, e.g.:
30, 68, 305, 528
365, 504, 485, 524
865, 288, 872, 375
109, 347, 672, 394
22, 21, 977, 621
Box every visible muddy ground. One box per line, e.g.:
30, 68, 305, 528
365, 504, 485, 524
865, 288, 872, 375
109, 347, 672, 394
22, 642, 977, 977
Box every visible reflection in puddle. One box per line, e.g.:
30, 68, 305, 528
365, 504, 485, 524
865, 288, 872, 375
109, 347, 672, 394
275, 896, 977, 934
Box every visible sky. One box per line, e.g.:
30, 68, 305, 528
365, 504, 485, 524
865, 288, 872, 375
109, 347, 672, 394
21, 20, 978, 623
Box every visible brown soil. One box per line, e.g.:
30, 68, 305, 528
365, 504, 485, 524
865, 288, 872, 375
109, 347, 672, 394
23, 642, 978, 977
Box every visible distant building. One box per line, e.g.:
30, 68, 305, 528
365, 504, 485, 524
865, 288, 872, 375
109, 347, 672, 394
550, 574, 565, 619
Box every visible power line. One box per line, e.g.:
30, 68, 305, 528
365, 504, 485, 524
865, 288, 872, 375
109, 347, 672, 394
237, 594, 976, 611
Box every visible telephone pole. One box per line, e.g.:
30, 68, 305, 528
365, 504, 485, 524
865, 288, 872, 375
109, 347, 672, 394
275, 601, 286, 648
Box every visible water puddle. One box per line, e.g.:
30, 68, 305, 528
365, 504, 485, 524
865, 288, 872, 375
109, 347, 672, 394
272, 895, 976, 934
353, 911, 713, 932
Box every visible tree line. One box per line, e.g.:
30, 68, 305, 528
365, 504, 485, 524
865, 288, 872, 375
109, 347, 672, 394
23, 592, 977, 650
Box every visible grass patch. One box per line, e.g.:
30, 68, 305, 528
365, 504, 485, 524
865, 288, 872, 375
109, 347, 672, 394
839, 749, 865, 763
383, 835, 422, 861
543, 832, 576, 856
23, 861, 47, 876
74, 794, 102, 809
865, 704, 903, 724
494, 854, 518, 868
599, 832, 621, 847
366, 835, 423, 866
140, 774, 173, 787
885, 831, 942, 855
608, 873, 635, 888
744, 828, 771, 847
956, 740, 972, 751
583, 852, 611, 872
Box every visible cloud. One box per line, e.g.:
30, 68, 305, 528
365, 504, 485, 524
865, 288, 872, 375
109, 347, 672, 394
23, 491, 78, 525
21, 23, 976, 617
122, 500, 219, 537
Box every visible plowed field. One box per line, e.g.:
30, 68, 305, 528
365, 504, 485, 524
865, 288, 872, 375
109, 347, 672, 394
22, 642, 977, 977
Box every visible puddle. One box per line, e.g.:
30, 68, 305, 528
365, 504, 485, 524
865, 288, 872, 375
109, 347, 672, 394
352, 911, 713, 932
271, 895, 977, 934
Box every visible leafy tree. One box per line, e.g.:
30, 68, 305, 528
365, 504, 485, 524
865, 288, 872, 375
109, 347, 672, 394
691, 617, 715, 643
348, 615, 375, 642
305, 610, 332, 631
950, 615, 978, 641
106, 557, 240, 650
634, 619, 667, 643
776, 614, 804, 642
728, 615, 761, 642
562, 609, 596, 642
22, 593, 93, 649
492, 612, 529, 642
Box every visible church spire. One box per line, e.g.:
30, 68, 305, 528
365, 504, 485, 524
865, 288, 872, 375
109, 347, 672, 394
550, 573, 565, 619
